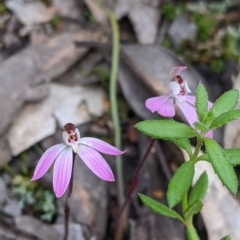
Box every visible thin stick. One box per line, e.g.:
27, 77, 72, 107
63, 152, 76, 240
115, 139, 155, 223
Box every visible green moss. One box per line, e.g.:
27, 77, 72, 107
162, 3, 186, 21
91, 66, 110, 89
162, 3, 176, 21
0, 3, 7, 14
192, 13, 216, 42
222, 29, 240, 60
49, 17, 60, 29
210, 59, 224, 73
161, 39, 171, 49
12, 174, 57, 222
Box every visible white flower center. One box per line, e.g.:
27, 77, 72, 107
62, 125, 80, 153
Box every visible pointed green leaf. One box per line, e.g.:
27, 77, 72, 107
171, 139, 192, 157
220, 236, 231, 240
194, 121, 208, 132
196, 83, 208, 121
204, 138, 237, 195
135, 120, 197, 140
210, 109, 240, 129
225, 149, 240, 165
184, 200, 203, 220
138, 193, 184, 223
189, 172, 208, 206
167, 161, 195, 208
209, 89, 239, 117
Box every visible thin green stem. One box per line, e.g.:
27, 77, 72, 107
192, 137, 202, 162
99, 6, 124, 204
186, 222, 201, 240
182, 193, 188, 213
182, 135, 205, 240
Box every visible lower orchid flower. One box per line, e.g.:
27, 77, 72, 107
145, 66, 213, 138
31, 123, 125, 198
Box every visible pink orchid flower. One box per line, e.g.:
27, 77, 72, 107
145, 66, 213, 138
31, 123, 125, 198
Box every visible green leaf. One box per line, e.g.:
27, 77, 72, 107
220, 236, 231, 240
171, 139, 192, 157
209, 89, 239, 117
196, 83, 208, 121
189, 172, 208, 206
135, 120, 197, 140
225, 149, 240, 165
210, 109, 240, 129
205, 110, 215, 126
194, 122, 208, 132
204, 138, 237, 195
196, 153, 209, 162
138, 193, 184, 223
184, 201, 203, 220
167, 161, 195, 208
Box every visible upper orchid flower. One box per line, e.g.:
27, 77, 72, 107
31, 123, 125, 198
145, 66, 213, 137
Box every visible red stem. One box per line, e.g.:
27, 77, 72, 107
114, 139, 155, 223
63, 152, 76, 240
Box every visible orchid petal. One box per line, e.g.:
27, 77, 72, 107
169, 66, 187, 80
53, 147, 73, 198
169, 82, 181, 95
62, 131, 69, 145
177, 102, 198, 127
75, 128, 80, 140
184, 80, 191, 93
145, 95, 175, 117
79, 137, 125, 155
176, 95, 187, 103
208, 101, 213, 110
185, 95, 196, 106
78, 145, 114, 181
205, 130, 213, 138
31, 144, 66, 181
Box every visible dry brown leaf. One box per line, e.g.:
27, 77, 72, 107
114, 0, 161, 43
6, 0, 56, 25
7, 83, 106, 156
0, 31, 94, 136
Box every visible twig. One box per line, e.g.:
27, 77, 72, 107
115, 139, 155, 223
